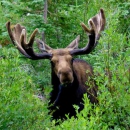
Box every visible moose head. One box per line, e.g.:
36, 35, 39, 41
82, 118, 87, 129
6, 9, 105, 120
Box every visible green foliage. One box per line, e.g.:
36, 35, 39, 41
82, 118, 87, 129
0, 46, 54, 129
0, 0, 130, 129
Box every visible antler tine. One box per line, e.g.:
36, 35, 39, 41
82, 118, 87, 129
19, 25, 52, 59
20, 28, 39, 57
6, 22, 15, 44
6, 21, 52, 60
70, 8, 105, 55
36, 39, 52, 52
36, 39, 46, 52
6, 21, 31, 58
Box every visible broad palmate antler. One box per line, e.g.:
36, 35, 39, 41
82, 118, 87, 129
6, 8, 105, 58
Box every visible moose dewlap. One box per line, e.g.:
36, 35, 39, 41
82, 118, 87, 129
6, 9, 105, 120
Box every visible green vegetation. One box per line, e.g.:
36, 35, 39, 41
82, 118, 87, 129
0, 0, 130, 129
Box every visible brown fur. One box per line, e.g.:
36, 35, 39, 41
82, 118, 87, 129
48, 49, 98, 120
49, 49, 73, 84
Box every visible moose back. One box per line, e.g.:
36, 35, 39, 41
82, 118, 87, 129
6, 9, 105, 120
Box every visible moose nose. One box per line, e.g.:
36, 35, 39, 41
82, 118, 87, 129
58, 68, 73, 84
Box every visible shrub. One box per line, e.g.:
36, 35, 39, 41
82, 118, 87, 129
0, 0, 130, 129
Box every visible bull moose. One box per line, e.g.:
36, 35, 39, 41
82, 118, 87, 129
6, 9, 105, 120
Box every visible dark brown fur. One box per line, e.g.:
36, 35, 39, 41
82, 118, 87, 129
49, 57, 98, 120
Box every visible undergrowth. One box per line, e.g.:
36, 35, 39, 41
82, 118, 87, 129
0, 0, 130, 129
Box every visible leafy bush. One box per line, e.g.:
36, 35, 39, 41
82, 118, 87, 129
0, 46, 54, 129
0, 0, 130, 129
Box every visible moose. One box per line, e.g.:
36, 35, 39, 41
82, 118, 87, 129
6, 9, 105, 120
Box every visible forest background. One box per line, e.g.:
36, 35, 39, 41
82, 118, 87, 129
0, 0, 130, 129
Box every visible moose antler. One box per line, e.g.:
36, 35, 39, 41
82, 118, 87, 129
6, 22, 52, 59
70, 8, 106, 55
6, 9, 105, 58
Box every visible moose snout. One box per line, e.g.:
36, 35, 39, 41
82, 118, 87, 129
58, 68, 73, 84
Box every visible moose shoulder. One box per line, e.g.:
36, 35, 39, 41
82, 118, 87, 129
6, 9, 105, 120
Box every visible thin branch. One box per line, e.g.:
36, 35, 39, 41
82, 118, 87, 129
43, 0, 48, 23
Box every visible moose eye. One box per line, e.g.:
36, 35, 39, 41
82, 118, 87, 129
50, 60, 55, 67
66, 55, 73, 64
50, 58, 59, 66
71, 58, 74, 64
51, 59, 58, 64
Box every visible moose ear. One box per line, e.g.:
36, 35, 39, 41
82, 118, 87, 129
36, 39, 52, 52
66, 35, 80, 49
